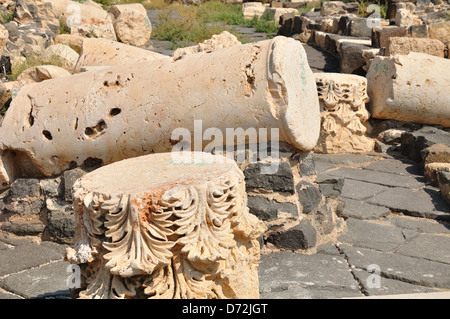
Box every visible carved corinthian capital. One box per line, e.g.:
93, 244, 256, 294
313, 73, 375, 154
66, 152, 266, 299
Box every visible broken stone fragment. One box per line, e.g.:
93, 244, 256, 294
0, 36, 320, 189
73, 37, 170, 73
173, 31, 241, 60
70, 17, 117, 42
41, 44, 80, 72
17, 65, 72, 85
113, 8, 152, 47
367, 52, 450, 127
386, 37, 445, 57
108, 3, 148, 19
313, 73, 375, 154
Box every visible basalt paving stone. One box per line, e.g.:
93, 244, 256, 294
0, 238, 64, 277
0, 260, 71, 299
388, 215, 450, 234
312, 153, 378, 166
258, 251, 361, 296
339, 244, 450, 289
362, 158, 423, 176
0, 289, 22, 299
394, 233, 450, 264
260, 285, 364, 299
339, 198, 391, 220
339, 179, 389, 200
351, 268, 440, 296
327, 167, 425, 189
367, 187, 450, 221
337, 218, 409, 252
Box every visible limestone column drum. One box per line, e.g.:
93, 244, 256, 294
0, 36, 320, 189
366, 52, 450, 127
65, 152, 267, 299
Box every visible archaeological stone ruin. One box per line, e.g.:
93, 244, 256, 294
0, 0, 449, 300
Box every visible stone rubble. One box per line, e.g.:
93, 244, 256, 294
0, 0, 449, 300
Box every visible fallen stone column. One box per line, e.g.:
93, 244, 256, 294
73, 38, 170, 73
66, 152, 267, 299
0, 36, 320, 189
367, 52, 450, 127
313, 73, 375, 154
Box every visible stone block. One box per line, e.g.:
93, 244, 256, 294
8, 178, 41, 199
63, 168, 86, 202
408, 24, 428, 38
437, 171, 450, 203
320, 1, 347, 16
424, 162, 450, 185
401, 127, 450, 163
47, 211, 75, 243
296, 181, 323, 213
267, 218, 317, 250
428, 21, 450, 46
371, 26, 407, 48
244, 161, 295, 193
386, 37, 445, 57
421, 143, 450, 164
242, 2, 268, 19
367, 53, 450, 127
348, 17, 373, 38
247, 196, 299, 220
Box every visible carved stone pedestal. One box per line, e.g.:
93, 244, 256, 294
313, 73, 375, 154
66, 152, 266, 299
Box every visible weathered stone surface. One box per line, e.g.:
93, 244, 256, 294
386, 37, 445, 57
340, 244, 450, 288
41, 44, 79, 72
320, 1, 347, 16
424, 162, 450, 185
338, 218, 407, 251
313, 73, 374, 154
70, 17, 117, 41
408, 24, 428, 38
427, 20, 450, 47
388, 215, 450, 234
47, 211, 75, 243
371, 26, 407, 48
367, 53, 450, 127
268, 8, 299, 23
367, 187, 449, 219
353, 268, 439, 296
339, 43, 370, 75
348, 17, 373, 38
363, 158, 423, 176
244, 162, 295, 193
401, 126, 450, 163
0, 238, 63, 277
0, 261, 70, 299
55, 34, 84, 53
63, 168, 86, 202
395, 7, 422, 28
114, 8, 152, 47
0, 24, 8, 54
1, 218, 45, 236
297, 181, 322, 213
422, 143, 450, 164
316, 176, 344, 197
438, 171, 450, 204
8, 178, 41, 199
173, 31, 241, 60
17, 65, 71, 85
258, 250, 361, 297
267, 218, 317, 250
395, 233, 450, 264
247, 196, 298, 220
327, 167, 424, 189
339, 197, 390, 220
242, 2, 268, 19
66, 152, 266, 299
46, 0, 108, 23
109, 3, 148, 19
73, 37, 169, 73
0, 37, 320, 188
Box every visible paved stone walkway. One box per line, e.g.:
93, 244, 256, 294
1, 151, 449, 299
259, 152, 450, 299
